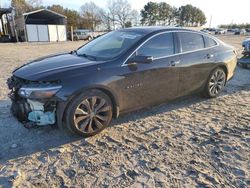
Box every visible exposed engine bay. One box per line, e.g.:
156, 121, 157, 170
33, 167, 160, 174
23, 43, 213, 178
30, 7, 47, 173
7, 76, 58, 128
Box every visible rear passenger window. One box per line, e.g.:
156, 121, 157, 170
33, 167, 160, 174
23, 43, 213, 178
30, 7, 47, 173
137, 33, 174, 58
204, 36, 217, 47
178, 32, 205, 52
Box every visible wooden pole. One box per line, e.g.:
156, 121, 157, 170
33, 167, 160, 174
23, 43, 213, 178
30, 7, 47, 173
0, 16, 4, 34
71, 26, 73, 41
1, 15, 5, 35
11, 10, 19, 42
6, 14, 11, 35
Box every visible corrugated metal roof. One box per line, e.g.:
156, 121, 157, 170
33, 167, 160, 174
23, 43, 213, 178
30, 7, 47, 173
0, 8, 12, 17
23, 9, 67, 19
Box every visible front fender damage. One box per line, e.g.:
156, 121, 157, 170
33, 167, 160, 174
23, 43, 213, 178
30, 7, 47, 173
27, 100, 56, 126
7, 76, 64, 128
11, 98, 58, 128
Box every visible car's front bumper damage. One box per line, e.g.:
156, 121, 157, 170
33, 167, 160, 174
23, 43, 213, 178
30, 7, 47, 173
7, 76, 59, 128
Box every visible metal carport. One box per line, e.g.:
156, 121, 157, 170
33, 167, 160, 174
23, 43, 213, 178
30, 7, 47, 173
23, 9, 67, 42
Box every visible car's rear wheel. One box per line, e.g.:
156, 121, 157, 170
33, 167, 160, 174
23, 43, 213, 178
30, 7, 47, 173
73, 36, 78, 41
203, 67, 226, 98
65, 90, 113, 137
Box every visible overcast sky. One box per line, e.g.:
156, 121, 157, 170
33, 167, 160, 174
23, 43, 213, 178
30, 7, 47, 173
1, 0, 249, 27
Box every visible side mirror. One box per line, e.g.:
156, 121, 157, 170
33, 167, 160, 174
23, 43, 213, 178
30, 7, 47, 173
128, 55, 154, 64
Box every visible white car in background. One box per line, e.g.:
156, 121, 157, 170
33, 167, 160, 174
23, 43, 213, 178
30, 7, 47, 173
215, 28, 227, 35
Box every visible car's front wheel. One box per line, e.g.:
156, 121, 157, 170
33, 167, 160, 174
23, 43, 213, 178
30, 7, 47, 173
65, 90, 113, 137
203, 67, 226, 98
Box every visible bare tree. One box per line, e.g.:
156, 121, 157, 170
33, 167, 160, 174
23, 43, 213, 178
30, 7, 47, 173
11, 0, 31, 17
80, 2, 102, 31
106, 0, 136, 29
107, 0, 117, 29
114, 0, 131, 28
28, 0, 43, 8
100, 9, 112, 31
131, 9, 140, 27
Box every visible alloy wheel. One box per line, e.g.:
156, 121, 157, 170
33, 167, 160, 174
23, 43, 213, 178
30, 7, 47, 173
73, 96, 112, 133
208, 69, 226, 96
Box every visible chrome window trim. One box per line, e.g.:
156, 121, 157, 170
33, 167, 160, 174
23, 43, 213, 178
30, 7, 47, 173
121, 30, 220, 67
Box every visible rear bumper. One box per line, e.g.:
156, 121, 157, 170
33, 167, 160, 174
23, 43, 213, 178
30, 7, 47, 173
226, 56, 237, 81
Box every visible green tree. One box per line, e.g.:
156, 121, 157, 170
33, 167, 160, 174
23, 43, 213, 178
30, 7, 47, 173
177, 4, 193, 26
177, 4, 206, 26
158, 2, 174, 25
141, 2, 176, 26
64, 8, 81, 29
140, 1, 159, 26
191, 7, 206, 26
125, 21, 132, 28
219, 23, 250, 29
47, 4, 64, 15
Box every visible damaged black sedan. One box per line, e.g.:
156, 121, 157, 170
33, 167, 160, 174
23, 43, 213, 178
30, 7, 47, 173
7, 27, 237, 137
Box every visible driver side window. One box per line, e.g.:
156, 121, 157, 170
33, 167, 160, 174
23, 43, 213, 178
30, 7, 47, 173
137, 33, 174, 58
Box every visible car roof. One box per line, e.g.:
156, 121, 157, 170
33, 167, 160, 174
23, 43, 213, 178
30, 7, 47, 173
118, 26, 202, 35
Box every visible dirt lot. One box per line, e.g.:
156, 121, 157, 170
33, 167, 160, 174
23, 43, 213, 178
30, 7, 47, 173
0, 35, 249, 187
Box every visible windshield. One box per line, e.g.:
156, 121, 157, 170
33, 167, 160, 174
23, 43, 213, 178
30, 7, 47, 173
76, 31, 143, 61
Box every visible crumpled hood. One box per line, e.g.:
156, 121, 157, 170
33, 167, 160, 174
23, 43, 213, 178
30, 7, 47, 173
13, 53, 101, 81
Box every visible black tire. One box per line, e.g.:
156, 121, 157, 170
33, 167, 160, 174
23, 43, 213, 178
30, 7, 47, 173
73, 36, 78, 41
203, 67, 226, 98
65, 89, 113, 137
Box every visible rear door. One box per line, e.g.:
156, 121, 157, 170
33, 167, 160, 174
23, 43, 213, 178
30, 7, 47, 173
177, 32, 216, 96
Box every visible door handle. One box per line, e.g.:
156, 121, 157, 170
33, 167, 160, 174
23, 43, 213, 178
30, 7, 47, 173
170, 60, 180, 67
206, 54, 214, 59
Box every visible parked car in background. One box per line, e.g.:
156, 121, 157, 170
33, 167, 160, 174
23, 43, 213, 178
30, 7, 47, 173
215, 29, 227, 35
7, 27, 237, 137
201, 29, 211, 34
235, 29, 246, 35
242, 38, 250, 56
68, 29, 93, 41
207, 28, 217, 32
227, 29, 236, 33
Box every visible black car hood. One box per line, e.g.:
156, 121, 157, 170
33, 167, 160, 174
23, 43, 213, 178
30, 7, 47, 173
13, 53, 101, 81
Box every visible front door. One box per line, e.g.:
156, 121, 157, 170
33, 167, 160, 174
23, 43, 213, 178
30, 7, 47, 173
117, 32, 181, 113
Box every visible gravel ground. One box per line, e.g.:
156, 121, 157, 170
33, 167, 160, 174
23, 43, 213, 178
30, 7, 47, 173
0, 35, 249, 187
